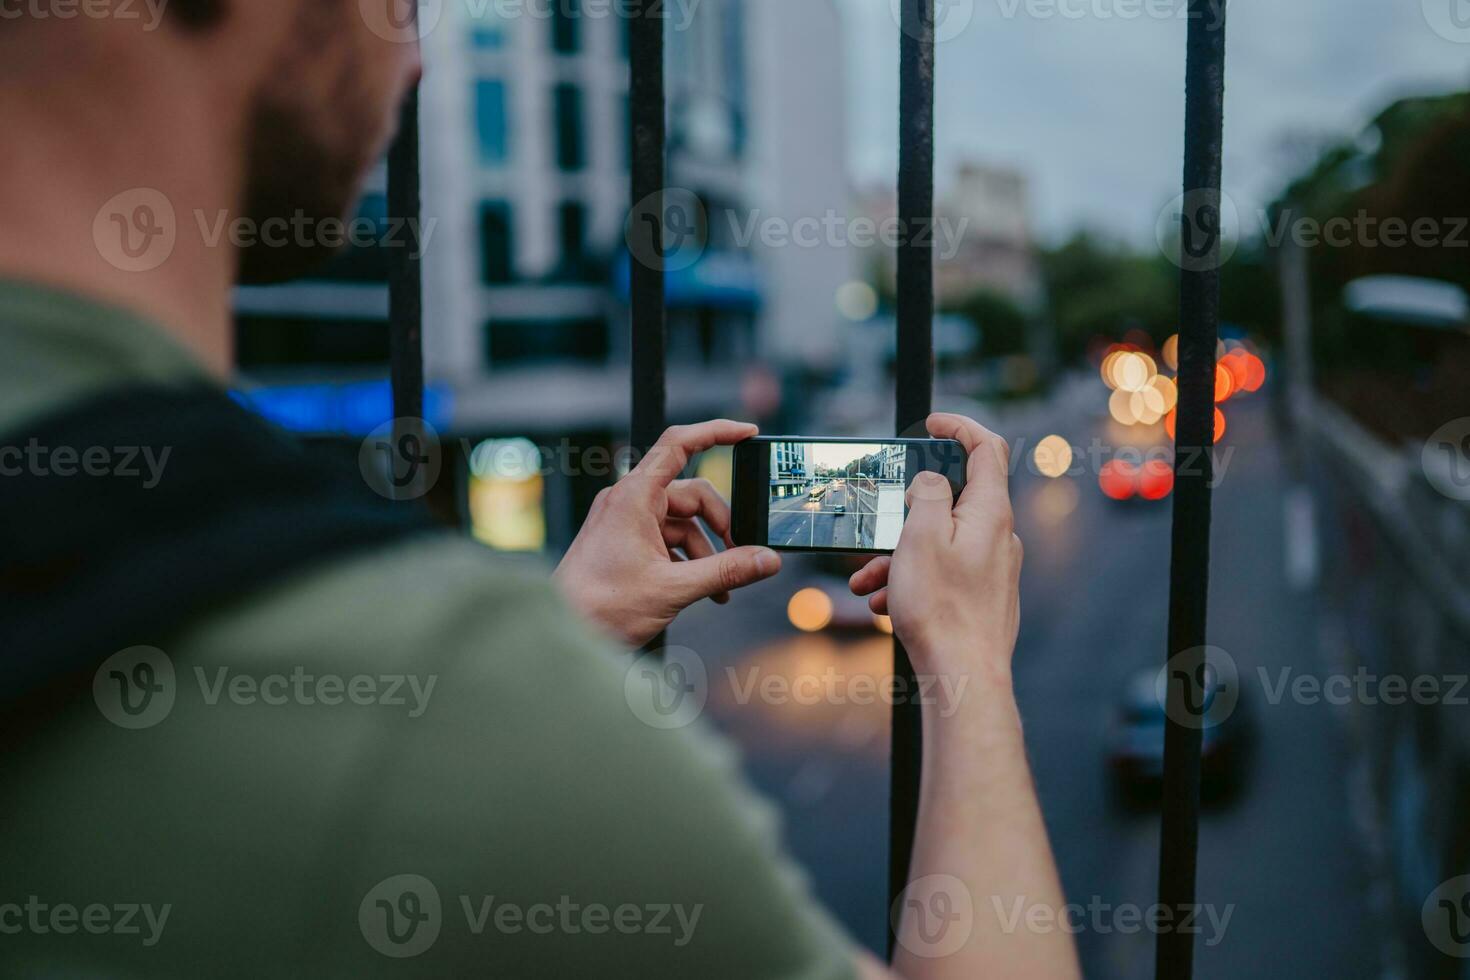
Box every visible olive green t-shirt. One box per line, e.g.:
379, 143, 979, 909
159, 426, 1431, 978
0, 281, 859, 979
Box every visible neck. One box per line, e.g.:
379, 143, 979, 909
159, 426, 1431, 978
0, 37, 244, 377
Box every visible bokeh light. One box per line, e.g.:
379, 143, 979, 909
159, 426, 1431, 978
1138, 459, 1175, 500
1214, 363, 1235, 402
1110, 387, 1142, 425
788, 588, 834, 632
834, 281, 879, 321
1099, 459, 1138, 500
1034, 434, 1074, 478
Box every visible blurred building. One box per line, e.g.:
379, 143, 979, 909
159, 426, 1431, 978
858, 159, 1042, 310
232, 0, 853, 551
939, 162, 1044, 309
771, 441, 813, 498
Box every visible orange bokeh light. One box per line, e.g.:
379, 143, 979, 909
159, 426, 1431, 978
1163, 407, 1228, 443
1138, 459, 1175, 500
1099, 460, 1137, 501
1214, 363, 1235, 402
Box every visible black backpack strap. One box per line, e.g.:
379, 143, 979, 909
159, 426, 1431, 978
0, 383, 437, 701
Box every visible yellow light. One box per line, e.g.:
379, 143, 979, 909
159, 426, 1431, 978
1109, 387, 1140, 425
1147, 373, 1178, 413
1033, 434, 1073, 478
1115, 352, 1157, 392
1162, 334, 1180, 372
469, 438, 546, 552
1100, 350, 1125, 389
1130, 384, 1167, 425
788, 588, 834, 632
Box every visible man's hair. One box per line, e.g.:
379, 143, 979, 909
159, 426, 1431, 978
167, 0, 226, 30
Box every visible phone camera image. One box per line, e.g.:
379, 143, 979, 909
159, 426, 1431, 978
768, 442, 907, 550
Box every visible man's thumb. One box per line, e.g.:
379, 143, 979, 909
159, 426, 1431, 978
672, 546, 781, 604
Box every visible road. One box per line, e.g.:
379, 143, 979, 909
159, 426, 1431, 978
768, 485, 869, 549
672, 391, 1380, 977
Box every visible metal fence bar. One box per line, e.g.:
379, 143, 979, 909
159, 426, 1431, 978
628, 2, 667, 459
1156, 1, 1228, 977
387, 89, 424, 427
889, 0, 936, 959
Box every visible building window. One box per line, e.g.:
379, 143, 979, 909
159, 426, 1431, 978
554, 84, 584, 171
470, 26, 504, 49
479, 201, 514, 284
475, 79, 509, 165
487, 317, 610, 366
551, 0, 580, 53
555, 202, 588, 281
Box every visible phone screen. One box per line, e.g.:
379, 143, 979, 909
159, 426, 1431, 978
766, 441, 909, 550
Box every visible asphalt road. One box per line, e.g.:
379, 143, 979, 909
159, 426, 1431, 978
768, 486, 867, 549
673, 393, 1380, 977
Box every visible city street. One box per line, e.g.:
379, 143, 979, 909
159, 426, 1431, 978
674, 391, 1379, 977
769, 485, 870, 550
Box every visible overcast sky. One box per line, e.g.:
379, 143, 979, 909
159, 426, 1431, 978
836, 0, 1470, 246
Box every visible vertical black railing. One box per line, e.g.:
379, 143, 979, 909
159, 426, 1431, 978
388, 88, 425, 500
888, 0, 936, 960
628, 1, 668, 653
628, 1, 667, 462
1156, 1, 1228, 978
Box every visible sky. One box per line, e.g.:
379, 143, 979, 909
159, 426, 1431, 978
836, 0, 1470, 246
810, 442, 889, 469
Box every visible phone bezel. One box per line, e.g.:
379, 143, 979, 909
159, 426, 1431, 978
731, 436, 967, 555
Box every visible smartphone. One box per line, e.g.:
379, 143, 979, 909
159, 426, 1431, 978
731, 437, 968, 554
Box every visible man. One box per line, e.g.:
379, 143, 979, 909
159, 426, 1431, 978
0, 3, 1080, 977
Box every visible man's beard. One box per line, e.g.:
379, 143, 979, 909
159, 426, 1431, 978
235, 96, 370, 286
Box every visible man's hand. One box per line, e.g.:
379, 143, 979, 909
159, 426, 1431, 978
849, 412, 1022, 680
553, 420, 781, 648
850, 414, 1080, 979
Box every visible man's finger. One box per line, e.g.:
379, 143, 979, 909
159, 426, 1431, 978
849, 555, 891, 596
667, 478, 733, 546
666, 545, 780, 607
631, 420, 758, 488
900, 471, 955, 547
868, 589, 889, 616
663, 519, 728, 602
926, 412, 1013, 525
